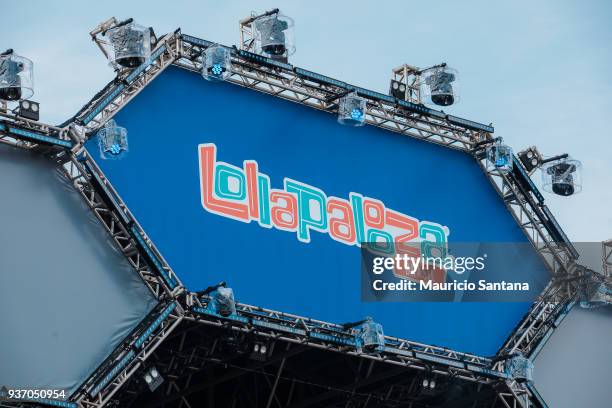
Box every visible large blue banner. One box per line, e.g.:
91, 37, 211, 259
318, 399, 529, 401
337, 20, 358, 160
87, 66, 549, 355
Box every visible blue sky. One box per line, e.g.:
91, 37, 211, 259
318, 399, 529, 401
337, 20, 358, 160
2, 0, 611, 242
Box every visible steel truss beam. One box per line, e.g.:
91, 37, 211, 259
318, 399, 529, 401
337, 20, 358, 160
0, 111, 75, 152
473, 154, 586, 366
104, 320, 545, 408
69, 32, 181, 139
2, 27, 588, 408
60, 150, 183, 298
176, 36, 484, 152
75, 303, 184, 408
185, 293, 502, 384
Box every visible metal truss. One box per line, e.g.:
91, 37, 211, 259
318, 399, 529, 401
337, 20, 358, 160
498, 283, 575, 360
74, 303, 185, 408
0, 111, 75, 152
175, 33, 581, 385
184, 293, 503, 384
2, 26, 594, 408
476, 157, 576, 279
104, 318, 541, 408
238, 11, 262, 53
391, 64, 424, 104
473, 154, 585, 364
176, 35, 485, 152
66, 32, 181, 139
59, 150, 184, 299
0, 300, 183, 408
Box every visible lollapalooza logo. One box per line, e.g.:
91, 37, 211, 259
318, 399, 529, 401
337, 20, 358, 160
197, 143, 450, 260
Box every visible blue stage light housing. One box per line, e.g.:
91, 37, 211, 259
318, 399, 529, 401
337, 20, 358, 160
202, 45, 231, 81
352, 317, 385, 354
350, 108, 363, 121
207, 286, 236, 317
0, 50, 33, 101
338, 92, 366, 127
486, 141, 513, 175
505, 353, 534, 383
97, 119, 128, 160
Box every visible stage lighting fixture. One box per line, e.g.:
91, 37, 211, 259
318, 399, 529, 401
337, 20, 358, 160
541, 157, 582, 196
359, 318, 385, 353
253, 11, 295, 58
338, 92, 366, 127
0, 49, 34, 101
389, 79, 407, 100
17, 99, 40, 121
97, 119, 128, 160
505, 353, 534, 383
344, 316, 385, 353
486, 140, 513, 174
143, 366, 164, 392
518, 147, 542, 173
249, 341, 270, 361
147, 27, 158, 48
580, 280, 610, 309
211, 286, 236, 317
105, 19, 151, 69
202, 45, 231, 81
422, 65, 459, 107
197, 281, 236, 317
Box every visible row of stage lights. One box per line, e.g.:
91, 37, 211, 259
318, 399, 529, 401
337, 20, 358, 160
0, 9, 582, 196
197, 282, 387, 355
484, 139, 582, 196
196, 281, 535, 385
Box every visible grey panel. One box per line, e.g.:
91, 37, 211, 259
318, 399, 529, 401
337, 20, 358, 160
535, 306, 612, 407
0, 144, 156, 395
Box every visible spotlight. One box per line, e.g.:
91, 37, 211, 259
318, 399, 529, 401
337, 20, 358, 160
422, 378, 436, 389
143, 366, 164, 392
249, 341, 270, 361
343, 316, 385, 354
253, 11, 295, 57
518, 147, 542, 173
197, 281, 236, 317
202, 45, 231, 81
97, 119, 128, 160
0, 49, 34, 101
389, 80, 407, 99
422, 65, 459, 107
17, 99, 39, 121
541, 157, 582, 196
337, 92, 366, 127
350, 108, 363, 121
105, 19, 151, 69
485, 140, 513, 175
504, 353, 534, 383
